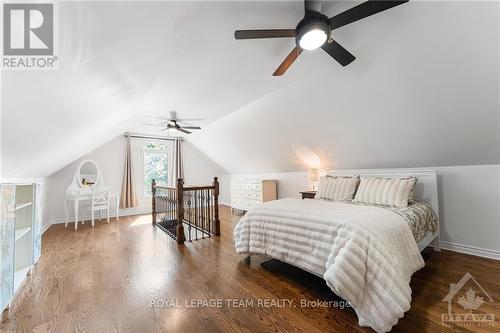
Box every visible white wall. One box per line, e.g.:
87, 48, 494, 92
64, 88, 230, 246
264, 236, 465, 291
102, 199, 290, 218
44, 135, 224, 230
220, 164, 500, 259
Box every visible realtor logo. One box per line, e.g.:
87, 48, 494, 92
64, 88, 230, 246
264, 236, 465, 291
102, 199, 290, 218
1, 2, 58, 69
442, 272, 495, 327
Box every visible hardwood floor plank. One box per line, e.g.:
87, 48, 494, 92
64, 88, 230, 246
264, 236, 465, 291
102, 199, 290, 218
1, 206, 499, 332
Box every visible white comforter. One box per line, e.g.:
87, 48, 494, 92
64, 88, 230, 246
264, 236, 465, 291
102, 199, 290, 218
233, 198, 424, 333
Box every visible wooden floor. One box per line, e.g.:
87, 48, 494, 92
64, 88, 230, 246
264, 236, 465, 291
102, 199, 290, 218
1, 206, 499, 332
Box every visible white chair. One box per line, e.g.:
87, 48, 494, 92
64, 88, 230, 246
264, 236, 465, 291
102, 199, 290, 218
80, 186, 111, 228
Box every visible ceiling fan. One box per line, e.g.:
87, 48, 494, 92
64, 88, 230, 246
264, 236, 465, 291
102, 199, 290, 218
234, 0, 408, 76
143, 111, 203, 134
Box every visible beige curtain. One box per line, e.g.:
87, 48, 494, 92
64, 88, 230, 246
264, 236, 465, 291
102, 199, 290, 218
171, 138, 183, 186
120, 136, 138, 208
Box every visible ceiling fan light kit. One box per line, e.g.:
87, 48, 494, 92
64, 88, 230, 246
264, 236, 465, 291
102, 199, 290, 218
296, 14, 330, 51
234, 0, 409, 76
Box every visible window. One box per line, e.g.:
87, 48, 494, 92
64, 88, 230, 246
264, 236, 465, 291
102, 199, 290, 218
142, 142, 168, 197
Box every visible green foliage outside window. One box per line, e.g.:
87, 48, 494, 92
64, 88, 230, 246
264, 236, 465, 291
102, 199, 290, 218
143, 142, 168, 196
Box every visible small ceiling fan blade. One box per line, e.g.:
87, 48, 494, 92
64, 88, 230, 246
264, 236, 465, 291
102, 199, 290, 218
180, 126, 201, 130
234, 29, 296, 40
305, 0, 322, 15
142, 123, 165, 126
329, 0, 408, 30
177, 128, 192, 134
176, 118, 205, 122
321, 40, 355, 66
148, 116, 171, 121
273, 47, 302, 76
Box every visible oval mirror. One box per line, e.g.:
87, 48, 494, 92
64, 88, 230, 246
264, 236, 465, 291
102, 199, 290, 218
77, 160, 100, 188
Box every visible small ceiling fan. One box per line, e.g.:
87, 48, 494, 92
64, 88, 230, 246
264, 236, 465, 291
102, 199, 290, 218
143, 111, 203, 134
234, 0, 408, 76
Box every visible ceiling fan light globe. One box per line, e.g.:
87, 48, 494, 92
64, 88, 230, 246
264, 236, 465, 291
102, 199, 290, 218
168, 127, 178, 133
299, 29, 327, 50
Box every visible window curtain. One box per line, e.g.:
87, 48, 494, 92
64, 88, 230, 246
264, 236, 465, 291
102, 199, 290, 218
171, 138, 184, 187
120, 136, 138, 208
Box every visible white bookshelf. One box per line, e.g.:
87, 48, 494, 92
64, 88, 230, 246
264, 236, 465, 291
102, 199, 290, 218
15, 202, 32, 210
13, 184, 34, 293
15, 227, 31, 241
1, 182, 41, 312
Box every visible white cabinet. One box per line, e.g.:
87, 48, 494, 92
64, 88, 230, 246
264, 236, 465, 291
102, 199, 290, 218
0, 182, 42, 312
231, 180, 277, 211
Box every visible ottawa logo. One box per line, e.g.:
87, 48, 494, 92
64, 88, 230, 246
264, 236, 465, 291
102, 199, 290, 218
442, 272, 495, 327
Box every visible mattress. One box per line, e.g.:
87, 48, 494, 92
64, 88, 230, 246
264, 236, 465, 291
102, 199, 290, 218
234, 198, 427, 333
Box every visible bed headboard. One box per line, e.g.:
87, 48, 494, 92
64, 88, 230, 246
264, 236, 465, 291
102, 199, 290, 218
326, 168, 439, 214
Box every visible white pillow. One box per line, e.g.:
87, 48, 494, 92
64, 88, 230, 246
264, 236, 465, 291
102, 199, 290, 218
353, 177, 417, 208
316, 176, 359, 202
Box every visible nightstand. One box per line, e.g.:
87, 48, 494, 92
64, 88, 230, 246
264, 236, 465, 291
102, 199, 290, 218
300, 191, 317, 199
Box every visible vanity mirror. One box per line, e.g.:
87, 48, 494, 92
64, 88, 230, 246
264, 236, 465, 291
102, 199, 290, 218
78, 160, 100, 187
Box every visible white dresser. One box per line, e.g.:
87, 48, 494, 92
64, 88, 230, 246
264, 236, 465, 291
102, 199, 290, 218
231, 180, 277, 211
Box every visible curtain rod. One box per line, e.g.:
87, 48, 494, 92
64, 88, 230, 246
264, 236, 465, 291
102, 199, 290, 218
123, 133, 183, 142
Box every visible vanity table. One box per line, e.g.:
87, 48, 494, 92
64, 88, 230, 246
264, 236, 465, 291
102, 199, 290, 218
64, 160, 120, 229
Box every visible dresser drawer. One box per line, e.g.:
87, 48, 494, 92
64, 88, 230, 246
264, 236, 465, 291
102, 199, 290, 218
232, 191, 245, 199
231, 200, 244, 210
243, 183, 254, 190
252, 183, 262, 192
245, 191, 262, 201
246, 200, 261, 209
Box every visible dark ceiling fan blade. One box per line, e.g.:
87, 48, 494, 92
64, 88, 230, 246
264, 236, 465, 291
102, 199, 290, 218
234, 29, 296, 40
177, 128, 192, 134
329, 0, 408, 30
305, 0, 322, 15
179, 126, 201, 130
321, 40, 355, 66
273, 47, 303, 76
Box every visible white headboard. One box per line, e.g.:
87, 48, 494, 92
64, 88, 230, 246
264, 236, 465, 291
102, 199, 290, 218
326, 168, 439, 214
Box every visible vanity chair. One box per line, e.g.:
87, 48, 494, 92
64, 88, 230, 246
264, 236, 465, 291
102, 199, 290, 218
65, 159, 120, 230
84, 186, 111, 227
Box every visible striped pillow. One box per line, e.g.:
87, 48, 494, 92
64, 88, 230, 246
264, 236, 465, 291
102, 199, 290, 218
316, 176, 359, 202
353, 177, 417, 208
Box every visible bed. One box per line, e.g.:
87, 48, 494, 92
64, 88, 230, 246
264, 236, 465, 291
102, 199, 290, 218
233, 168, 440, 333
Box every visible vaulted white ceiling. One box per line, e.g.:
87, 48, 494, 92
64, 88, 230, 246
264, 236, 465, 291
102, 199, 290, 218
1, 1, 499, 178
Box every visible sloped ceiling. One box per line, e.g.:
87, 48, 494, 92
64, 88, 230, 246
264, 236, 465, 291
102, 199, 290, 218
189, 0, 500, 173
1, 1, 499, 178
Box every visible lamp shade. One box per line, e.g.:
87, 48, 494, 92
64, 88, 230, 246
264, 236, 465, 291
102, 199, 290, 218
308, 168, 320, 182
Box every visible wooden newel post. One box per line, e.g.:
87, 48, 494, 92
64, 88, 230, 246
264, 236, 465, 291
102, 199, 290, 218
176, 178, 185, 244
152, 179, 156, 225
213, 177, 221, 236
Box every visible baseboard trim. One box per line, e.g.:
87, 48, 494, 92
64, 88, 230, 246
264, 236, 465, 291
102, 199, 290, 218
41, 223, 52, 235
47, 208, 152, 226
441, 241, 500, 261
